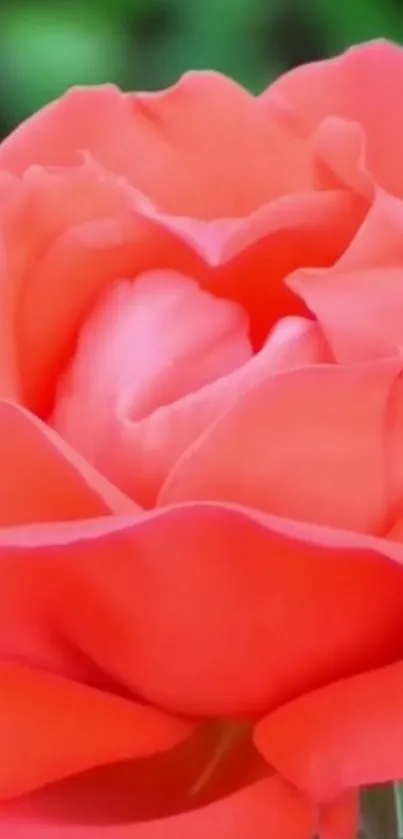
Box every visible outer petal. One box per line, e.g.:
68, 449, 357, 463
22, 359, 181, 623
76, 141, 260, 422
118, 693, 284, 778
254, 659, 403, 800
0, 724, 266, 824
0, 777, 315, 839
0, 86, 137, 178
160, 361, 399, 534
0, 661, 192, 798
0, 76, 317, 219
288, 190, 403, 364
0, 400, 136, 525
265, 39, 403, 196
2, 506, 403, 716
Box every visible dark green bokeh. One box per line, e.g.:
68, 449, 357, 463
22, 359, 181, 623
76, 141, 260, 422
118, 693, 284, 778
0, 0, 402, 135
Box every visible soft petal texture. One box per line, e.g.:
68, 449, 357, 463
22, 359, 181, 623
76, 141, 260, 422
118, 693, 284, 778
0, 777, 315, 839
2, 50, 403, 839
319, 792, 359, 839
0, 162, 364, 414
289, 190, 403, 364
0, 725, 266, 824
311, 117, 371, 197
53, 292, 327, 508
3, 163, 198, 415
115, 316, 327, 507
52, 271, 251, 499
0, 400, 136, 525
0, 76, 319, 219
258, 315, 332, 371
160, 361, 400, 534
266, 39, 403, 196
254, 659, 403, 801
0, 661, 193, 798
144, 188, 367, 348
3, 506, 403, 716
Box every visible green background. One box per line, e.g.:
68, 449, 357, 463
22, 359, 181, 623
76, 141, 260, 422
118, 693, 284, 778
0, 0, 402, 136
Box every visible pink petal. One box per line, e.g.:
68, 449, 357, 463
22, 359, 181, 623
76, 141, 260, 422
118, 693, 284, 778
0, 400, 136, 525
3, 163, 198, 416
0, 86, 137, 177
288, 189, 403, 364
53, 313, 328, 508
261, 316, 332, 369
52, 272, 251, 503
0, 661, 192, 798
160, 361, 399, 534
254, 658, 403, 800
0, 77, 316, 219
144, 188, 366, 348
0, 777, 315, 839
312, 117, 371, 196
265, 39, 403, 196
3, 162, 364, 415
2, 506, 403, 716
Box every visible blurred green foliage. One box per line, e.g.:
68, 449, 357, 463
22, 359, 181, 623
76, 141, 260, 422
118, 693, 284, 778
0, 0, 402, 134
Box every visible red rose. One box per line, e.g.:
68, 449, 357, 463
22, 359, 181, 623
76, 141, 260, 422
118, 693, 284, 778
1, 38, 403, 838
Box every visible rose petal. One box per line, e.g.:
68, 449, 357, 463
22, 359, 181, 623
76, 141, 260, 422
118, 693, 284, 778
288, 189, 403, 364
0, 776, 315, 839
3, 163, 364, 414
0, 661, 192, 798
2, 506, 403, 716
319, 791, 359, 839
0, 725, 265, 824
254, 658, 403, 800
160, 361, 398, 534
4, 164, 197, 415
0, 76, 317, 219
145, 188, 366, 348
0, 86, 137, 178
116, 316, 328, 507
53, 299, 327, 509
260, 316, 332, 370
312, 117, 371, 196
0, 400, 136, 525
52, 271, 251, 505
265, 39, 403, 195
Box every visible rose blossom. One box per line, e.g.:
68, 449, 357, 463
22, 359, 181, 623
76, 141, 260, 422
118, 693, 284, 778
1, 38, 403, 838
